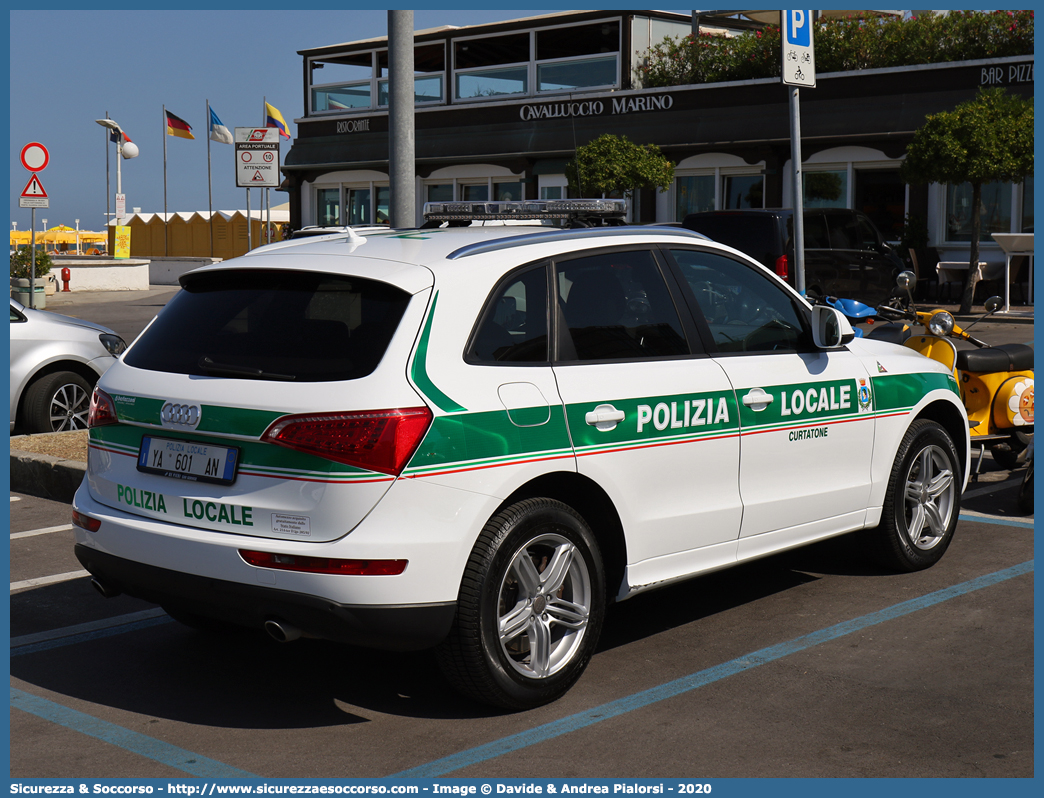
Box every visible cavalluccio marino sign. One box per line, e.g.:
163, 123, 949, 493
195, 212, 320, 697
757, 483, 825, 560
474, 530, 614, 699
520, 94, 675, 121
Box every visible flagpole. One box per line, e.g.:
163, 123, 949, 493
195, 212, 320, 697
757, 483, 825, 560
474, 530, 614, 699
264, 96, 271, 245
162, 104, 169, 257
207, 99, 214, 257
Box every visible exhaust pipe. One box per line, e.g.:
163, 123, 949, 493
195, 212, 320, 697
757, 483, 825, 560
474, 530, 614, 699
91, 577, 122, 599
264, 619, 303, 643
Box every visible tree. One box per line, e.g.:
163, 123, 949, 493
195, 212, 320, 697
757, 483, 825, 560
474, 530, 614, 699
900, 87, 1033, 313
567, 134, 675, 205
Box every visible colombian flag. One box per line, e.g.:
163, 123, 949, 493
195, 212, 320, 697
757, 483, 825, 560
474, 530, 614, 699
165, 111, 194, 140
265, 102, 291, 139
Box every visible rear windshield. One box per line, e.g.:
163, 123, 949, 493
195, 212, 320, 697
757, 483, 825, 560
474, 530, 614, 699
124, 269, 411, 382
682, 215, 780, 266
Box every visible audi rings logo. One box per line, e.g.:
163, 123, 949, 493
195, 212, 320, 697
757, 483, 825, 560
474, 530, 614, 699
161, 402, 201, 429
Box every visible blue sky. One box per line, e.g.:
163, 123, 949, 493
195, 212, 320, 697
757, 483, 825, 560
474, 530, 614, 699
9, 6, 578, 233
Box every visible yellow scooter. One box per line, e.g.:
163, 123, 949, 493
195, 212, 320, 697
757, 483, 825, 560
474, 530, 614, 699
871, 272, 1033, 474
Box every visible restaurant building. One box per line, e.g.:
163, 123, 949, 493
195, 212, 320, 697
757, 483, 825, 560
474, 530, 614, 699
281, 10, 1033, 270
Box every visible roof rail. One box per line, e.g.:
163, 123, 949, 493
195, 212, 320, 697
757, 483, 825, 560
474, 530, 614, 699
447, 226, 708, 260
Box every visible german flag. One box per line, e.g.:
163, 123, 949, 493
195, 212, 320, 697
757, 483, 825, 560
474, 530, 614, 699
165, 110, 194, 140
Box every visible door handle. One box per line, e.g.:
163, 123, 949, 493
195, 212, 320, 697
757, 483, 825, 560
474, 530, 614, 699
742, 389, 774, 411
585, 404, 625, 431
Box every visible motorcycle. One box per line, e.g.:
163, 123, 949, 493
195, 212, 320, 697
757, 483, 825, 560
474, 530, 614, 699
870, 271, 1034, 475
819, 296, 879, 337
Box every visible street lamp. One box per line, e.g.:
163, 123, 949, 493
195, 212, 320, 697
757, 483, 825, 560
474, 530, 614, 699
95, 118, 139, 225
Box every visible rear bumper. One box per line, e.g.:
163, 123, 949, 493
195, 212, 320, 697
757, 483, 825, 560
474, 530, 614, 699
75, 544, 456, 651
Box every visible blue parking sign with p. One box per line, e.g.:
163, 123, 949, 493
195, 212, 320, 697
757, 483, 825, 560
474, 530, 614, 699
787, 10, 812, 46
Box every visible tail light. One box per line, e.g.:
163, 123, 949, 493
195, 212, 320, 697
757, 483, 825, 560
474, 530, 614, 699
239, 550, 407, 576
72, 509, 102, 532
775, 254, 789, 280
261, 406, 433, 476
88, 388, 119, 428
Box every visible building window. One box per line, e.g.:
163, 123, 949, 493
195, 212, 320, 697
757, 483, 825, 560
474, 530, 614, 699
723, 175, 763, 209
427, 184, 453, 202
313, 183, 390, 227
455, 32, 530, 100
347, 188, 371, 225
945, 181, 1012, 242
803, 170, 847, 208
376, 186, 390, 224
494, 181, 523, 201
535, 21, 620, 93
377, 43, 446, 106
316, 188, 341, 226
675, 175, 715, 219
310, 52, 374, 113
461, 184, 489, 201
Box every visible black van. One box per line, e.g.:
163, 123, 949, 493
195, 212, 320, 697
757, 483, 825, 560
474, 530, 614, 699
681, 209, 904, 306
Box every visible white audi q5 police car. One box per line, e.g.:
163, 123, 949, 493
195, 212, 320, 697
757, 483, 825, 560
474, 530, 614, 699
73, 200, 970, 709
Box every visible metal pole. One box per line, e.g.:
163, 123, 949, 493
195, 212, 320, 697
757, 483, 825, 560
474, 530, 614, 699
29, 208, 36, 309
246, 189, 252, 251
388, 10, 416, 227
789, 86, 806, 296
162, 104, 169, 256
207, 99, 214, 257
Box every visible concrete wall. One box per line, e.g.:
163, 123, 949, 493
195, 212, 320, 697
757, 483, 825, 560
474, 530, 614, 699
51, 257, 150, 292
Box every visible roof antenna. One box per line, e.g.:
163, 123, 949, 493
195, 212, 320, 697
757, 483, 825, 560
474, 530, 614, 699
345, 227, 367, 245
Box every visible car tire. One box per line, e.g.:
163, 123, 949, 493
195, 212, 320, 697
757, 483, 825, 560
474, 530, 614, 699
23, 371, 93, 433
436, 497, 605, 710
873, 419, 961, 572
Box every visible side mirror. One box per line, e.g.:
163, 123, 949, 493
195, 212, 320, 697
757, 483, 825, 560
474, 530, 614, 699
984, 296, 1003, 314
812, 305, 855, 349
896, 270, 916, 290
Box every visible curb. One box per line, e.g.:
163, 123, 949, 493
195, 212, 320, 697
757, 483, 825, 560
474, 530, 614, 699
10, 450, 86, 504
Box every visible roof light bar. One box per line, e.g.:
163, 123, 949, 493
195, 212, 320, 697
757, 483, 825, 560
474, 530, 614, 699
423, 199, 627, 222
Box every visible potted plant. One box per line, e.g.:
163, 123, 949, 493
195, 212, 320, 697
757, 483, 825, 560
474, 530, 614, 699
10, 248, 52, 308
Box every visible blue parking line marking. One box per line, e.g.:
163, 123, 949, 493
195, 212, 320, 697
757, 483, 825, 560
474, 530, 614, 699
958, 513, 1034, 529
392, 560, 1034, 778
11, 615, 174, 657
10, 688, 260, 778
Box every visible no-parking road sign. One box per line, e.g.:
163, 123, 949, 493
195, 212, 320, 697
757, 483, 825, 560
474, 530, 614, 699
20, 142, 49, 172
235, 127, 280, 188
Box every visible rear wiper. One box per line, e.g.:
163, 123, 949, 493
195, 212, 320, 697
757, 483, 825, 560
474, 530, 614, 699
198, 356, 296, 381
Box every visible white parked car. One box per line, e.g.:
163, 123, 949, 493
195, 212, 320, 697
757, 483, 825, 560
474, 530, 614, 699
10, 298, 127, 433
72, 200, 969, 709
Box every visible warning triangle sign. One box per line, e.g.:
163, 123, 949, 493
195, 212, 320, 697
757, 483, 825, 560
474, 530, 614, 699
251, 170, 267, 182
21, 174, 47, 198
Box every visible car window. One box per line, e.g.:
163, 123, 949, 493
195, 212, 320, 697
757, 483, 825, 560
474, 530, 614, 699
682, 215, 779, 267
124, 269, 411, 382
856, 215, 880, 249
803, 212, 829, 248
825, 213, 869, 250
556, 250, 689, 361
669, 249, 813, 354
469, 263, 549, 363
